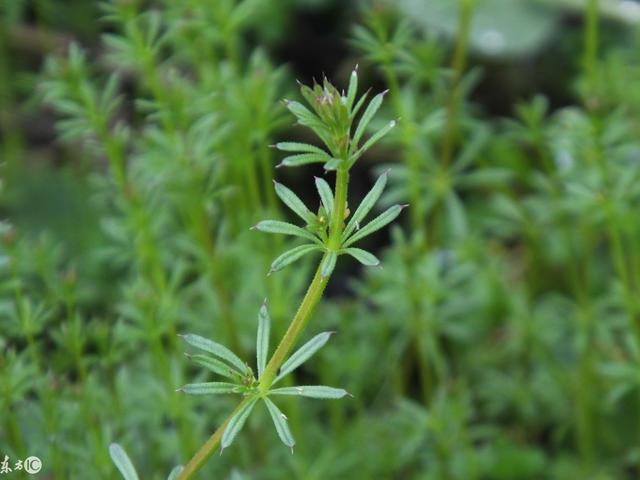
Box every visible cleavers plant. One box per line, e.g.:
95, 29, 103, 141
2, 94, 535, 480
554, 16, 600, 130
111, 69, 404, 479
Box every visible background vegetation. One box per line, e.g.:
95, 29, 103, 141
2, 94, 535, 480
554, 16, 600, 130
2, 0, 640, 478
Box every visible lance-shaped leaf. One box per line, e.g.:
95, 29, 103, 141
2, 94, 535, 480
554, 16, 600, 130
270, 244, 322, 274
341, 248, 380, 266
256, 301, 270, 379
314, 177, 334, 216
278, 153, 331, 168
351, 88, 370, 120
186, 354, 239, 380
285, 100, 321, 127
167, 466, 184, 480
221, 397, 259, 452
274, 331, 334, 384
352, 119, 396, 162
275, 142, 326, 155
352, 90, 387, 147
343, 204, 406, 247
342, 171, 389, 242
346, 66, 358, 109
263, 397, 295, 450
109, 443, 139, 480
253, 220, 321, 244
179, 334, 248, 375
274, 182, 315, 224
178, 382, 241, 395
269, 386, 349, 399
320, 251, 337, 277
323, 158, 343, 171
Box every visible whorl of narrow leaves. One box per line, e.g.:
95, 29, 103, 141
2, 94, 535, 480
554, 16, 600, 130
270, 386, 350, 399
263, 397, 295, 450
275, 331, 334, 383
257, 301, 270, 378
109, 443, 139, 480
221, 397, 259, 453
179, 334, 249, 375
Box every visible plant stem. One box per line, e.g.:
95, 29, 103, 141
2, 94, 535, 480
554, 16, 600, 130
177, 396, 252, 479
178, 167, 350, 479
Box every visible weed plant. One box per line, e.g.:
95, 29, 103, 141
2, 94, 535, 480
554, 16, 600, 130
2, 0, 640, 479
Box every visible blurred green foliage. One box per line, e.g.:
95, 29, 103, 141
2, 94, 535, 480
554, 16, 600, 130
2, 0, 640, 478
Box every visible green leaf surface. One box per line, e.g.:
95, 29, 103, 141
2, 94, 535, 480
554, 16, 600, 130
342, 247, 380, 266
221, 397, 259, 452
254, 220, 321, 244
269, 385, 349, 399
315, 177, 334, 217
278, 153, 331, 168
320, 251, 337, 277
343, 204, 405, 247
263, 397, 295, 449
275, 331, 334, 384
352, 90, 387, 147
342, 171, 389, 241
257, 301, 270, 379
270, 244, 322, 273
180, 334, 248, 375
178, 382, 241, 395
274, 182, 315, 224
275, 142, 326, 154
109, 443, 139, 480
187, 354, 240, 380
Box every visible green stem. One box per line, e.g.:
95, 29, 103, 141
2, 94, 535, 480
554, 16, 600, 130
178, 167, 350, 479
583, 0, 599, 109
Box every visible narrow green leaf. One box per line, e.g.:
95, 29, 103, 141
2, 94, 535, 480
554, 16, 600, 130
253, 220, 321, 244
314, 177, 334, 216
351, 89, 370, 119
178, 382, 241, 395
275, 142, 325, 154
346, 66, 358, 109
257, 301, 270, 379
187, 354, 240, 380
179, 334, 248, 375
274, 182, 315, 224
352, 90, 387, 147
323, 158, 343, 171
167, 466, 184, 480
263, 397, 295, 449
270, 244, 322, 274
342, 171, 389, 242
269, 386, 349, 399
109, 443, 139, 480
341, 248, 380, 266
285, 100, 321, 127
343, 204, 406, 247
221, 397, 259, 452
353, 119, 396, 161
320, 251, 337, 277
275, 331, 334, 384
278, 153, 330, 168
